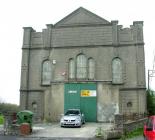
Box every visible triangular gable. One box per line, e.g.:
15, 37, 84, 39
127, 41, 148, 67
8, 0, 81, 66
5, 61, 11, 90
55, 7, 110, 27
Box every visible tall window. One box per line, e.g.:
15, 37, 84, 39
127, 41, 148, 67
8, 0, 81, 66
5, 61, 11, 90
112, 58, 123, 84
76, 54, 87, 79
88, 58, 95, 79
69, 58, 75, 79
42, 60, 51, 85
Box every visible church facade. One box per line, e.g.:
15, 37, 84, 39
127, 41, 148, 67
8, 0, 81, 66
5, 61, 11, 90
20, 7, 146, 122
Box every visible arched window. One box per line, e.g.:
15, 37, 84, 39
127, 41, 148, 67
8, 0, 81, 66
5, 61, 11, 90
42, 60, 51, 85
88, 58, 95, 79
69, 58, 75, 79
76, 54, 87, 79
112, 58, 123, 84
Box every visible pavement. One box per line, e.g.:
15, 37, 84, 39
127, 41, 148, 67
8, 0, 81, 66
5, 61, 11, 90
29, 123, 113, 139
0, 123, 145, 140
0, 123, 114, 140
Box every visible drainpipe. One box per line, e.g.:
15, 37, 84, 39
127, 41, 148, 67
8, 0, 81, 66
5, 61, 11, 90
45, 24, 53, 119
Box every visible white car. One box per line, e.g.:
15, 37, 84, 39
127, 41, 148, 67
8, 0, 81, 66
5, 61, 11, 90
60, 109, 85, 127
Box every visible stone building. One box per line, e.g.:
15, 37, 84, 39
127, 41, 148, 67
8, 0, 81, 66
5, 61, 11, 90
20, 7, 146, 122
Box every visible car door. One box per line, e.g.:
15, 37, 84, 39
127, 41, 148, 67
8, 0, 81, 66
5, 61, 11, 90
145, 117, 154, 139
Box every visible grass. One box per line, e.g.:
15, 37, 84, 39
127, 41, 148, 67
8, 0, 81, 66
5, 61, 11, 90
120, 127, 143, 140
95, 127, 108, 139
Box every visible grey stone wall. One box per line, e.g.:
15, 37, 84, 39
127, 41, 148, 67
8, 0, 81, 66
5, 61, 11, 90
119, 89, 146, 114
123, 118, 147, 133
44, 84, 64, 122
20, 7, 146, 122
52, 26, 113, 47
97, 83, 119, 122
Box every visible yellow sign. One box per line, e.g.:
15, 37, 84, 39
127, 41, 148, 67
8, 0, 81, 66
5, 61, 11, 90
81, 90, 96, 97
81, 90, 90, 97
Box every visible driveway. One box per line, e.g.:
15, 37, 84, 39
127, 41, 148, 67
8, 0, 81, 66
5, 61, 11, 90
29, 123, 113, 139
0, 123, 114, 139
0, 124, 145, 140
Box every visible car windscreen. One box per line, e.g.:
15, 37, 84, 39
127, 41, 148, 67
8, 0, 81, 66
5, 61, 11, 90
146, 117, 153, 129
65, 110, 80, 115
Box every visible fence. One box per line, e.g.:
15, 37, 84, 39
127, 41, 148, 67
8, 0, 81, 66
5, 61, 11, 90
115, 113, 147, 133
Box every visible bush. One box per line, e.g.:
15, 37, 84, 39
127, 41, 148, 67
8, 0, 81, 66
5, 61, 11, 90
120, 127, 143, 140
147, 89, 155, 115
0, 103, 19, 113
0, 115, 4, 124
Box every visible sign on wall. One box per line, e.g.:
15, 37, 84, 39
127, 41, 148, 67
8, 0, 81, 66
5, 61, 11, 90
81, 90, 96, 97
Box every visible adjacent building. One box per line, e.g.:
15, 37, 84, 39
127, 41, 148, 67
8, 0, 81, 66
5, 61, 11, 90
20, 7, 146, 122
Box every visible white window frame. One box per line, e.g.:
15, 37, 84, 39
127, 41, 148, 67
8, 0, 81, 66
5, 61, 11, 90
69, 58, 75, 79
112, 58, 123, 84
76, 54, 87, 79
42, 60, 51, 85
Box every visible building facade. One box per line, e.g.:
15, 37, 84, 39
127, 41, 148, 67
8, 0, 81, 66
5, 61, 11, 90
20, 7, 146, 122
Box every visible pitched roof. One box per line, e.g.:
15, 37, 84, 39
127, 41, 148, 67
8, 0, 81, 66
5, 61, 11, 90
55, 7, 110, 27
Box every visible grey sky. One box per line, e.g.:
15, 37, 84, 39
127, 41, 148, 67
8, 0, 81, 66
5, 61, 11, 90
0, 0, 155, 104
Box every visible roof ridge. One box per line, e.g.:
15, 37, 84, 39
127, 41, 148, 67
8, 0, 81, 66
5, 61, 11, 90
54, 7, 110, 27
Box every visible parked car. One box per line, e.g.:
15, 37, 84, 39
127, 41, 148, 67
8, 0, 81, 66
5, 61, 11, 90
60, 109, 85, 127
144, 115, 155, 140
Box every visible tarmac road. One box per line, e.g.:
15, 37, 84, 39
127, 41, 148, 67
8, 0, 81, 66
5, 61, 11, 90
0, 136, 18, 140
0, 135, 145, 140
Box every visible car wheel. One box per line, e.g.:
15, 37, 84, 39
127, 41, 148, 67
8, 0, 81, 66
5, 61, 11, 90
83, 120, 85, 124
144, 136, 147, 140
78, 125, 81, 128
143, 133, 147, 140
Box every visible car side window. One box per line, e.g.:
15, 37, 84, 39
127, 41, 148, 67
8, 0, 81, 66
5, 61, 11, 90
146, 118, 153, 129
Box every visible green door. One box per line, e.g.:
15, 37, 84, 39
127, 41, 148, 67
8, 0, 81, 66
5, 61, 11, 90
64, 83, 97, 122
80, 83, 97, 122
64, 83, 80, 112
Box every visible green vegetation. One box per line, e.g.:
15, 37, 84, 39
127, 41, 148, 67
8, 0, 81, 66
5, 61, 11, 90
0, 102, 19, 125
0, 102, 19, 113
95, 127, 107, 139
95, 127, 103, 137
95, 127, 108, 139
0, 114, 4, 124
120, 127, 143, 140
147, 89, 155, 115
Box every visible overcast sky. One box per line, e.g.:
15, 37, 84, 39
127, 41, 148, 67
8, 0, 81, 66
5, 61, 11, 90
0, 0, 155, 104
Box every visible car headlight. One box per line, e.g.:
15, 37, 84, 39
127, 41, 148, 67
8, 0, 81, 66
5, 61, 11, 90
75, 118, 81, 123
60, 118, 64, 123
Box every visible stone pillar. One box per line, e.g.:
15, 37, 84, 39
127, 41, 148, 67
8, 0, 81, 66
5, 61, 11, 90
133, 21, 144, 44
115, 114, 123, 130
22, 27, 34, 48
111, 20, 119, 46
46, 24, 53, 48
20, 27, 34, 109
